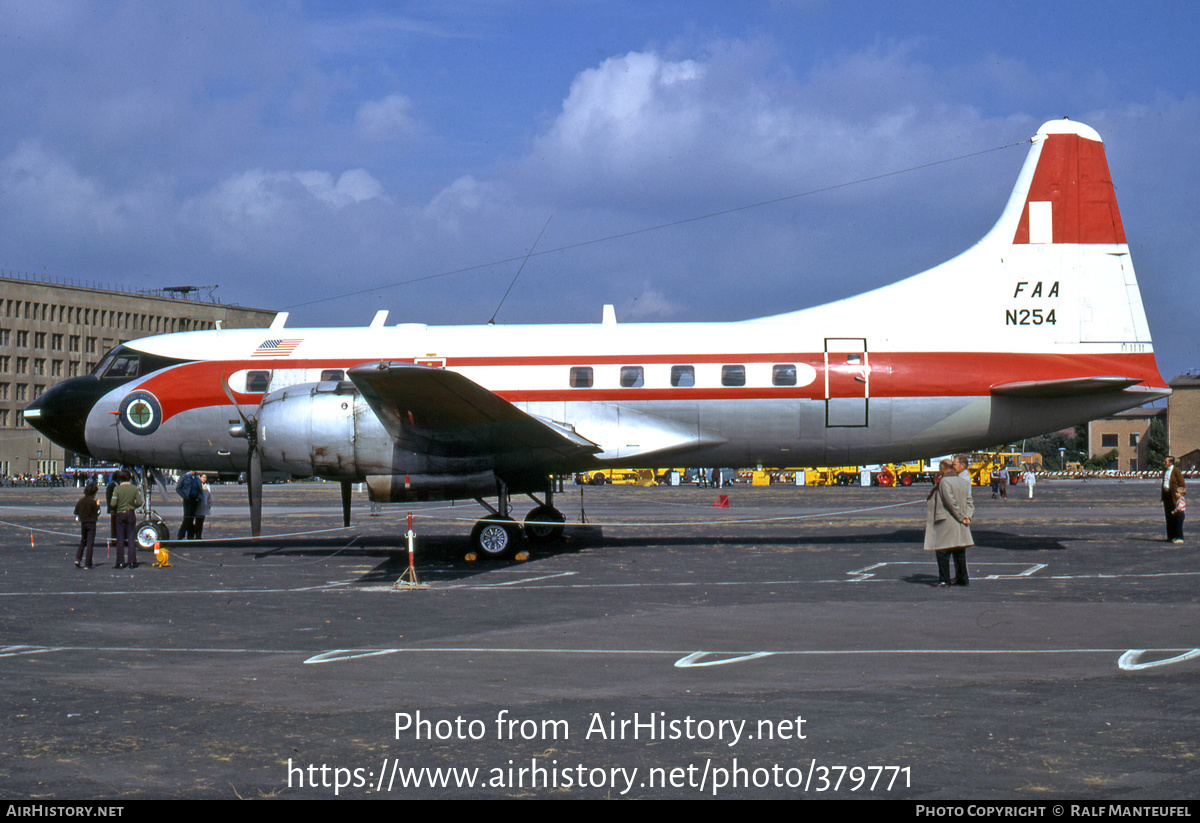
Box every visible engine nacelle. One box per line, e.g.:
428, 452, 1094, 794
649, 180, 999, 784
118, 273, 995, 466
365, 472, 500, 502
256, 382, 506, 495
257, 381, 392, 479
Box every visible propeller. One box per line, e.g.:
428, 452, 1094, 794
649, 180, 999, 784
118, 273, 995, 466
221, 376, 264, 538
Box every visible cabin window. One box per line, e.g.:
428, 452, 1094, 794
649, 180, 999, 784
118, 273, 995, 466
320, 369, 345, 382
245, 371, 271, 393
772, 364, 797, 386
721, 365, 746, 387
620, 366, 645, 388
671, 365, 695, 388
569, 367, 593, 388
846, 353, 863, 365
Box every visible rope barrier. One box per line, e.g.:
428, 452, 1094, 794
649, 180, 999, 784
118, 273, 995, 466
0, 497, 926, 542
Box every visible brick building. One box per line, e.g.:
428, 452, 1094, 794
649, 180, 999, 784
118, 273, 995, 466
1169, 372, 1200, 471
1086, 407, 1166, 471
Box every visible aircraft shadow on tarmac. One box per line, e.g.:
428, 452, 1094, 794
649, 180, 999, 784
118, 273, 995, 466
183, 525, 1069, 586
217, 533, 593, 584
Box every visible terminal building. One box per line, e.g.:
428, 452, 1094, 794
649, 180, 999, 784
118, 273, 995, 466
0, 274, 275, 477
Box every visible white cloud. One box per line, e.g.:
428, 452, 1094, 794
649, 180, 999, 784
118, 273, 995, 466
523, 44, 1004, 213
0, 140, 158, 233
620, 285, 684, 320
354, 93, 418, 142
188, 167, 386, 225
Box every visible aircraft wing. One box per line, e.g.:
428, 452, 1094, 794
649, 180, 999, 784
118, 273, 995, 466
347, 361, 601, 468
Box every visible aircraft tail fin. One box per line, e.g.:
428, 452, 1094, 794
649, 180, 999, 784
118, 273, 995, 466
766, 119, 1169, 400
1005, 120, 1126, 246
979, 119, 1156, 352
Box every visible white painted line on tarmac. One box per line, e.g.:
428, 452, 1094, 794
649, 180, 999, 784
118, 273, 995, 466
5, 642, 1200, 672
845, 562, 1046, 581
443, 571, 578, 587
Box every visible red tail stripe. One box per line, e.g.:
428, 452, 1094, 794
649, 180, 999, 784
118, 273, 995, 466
1013, 132, 1127, 245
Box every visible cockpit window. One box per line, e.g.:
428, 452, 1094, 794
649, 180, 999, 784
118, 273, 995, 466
90, 345, 189, 380
103, 354, 140, 378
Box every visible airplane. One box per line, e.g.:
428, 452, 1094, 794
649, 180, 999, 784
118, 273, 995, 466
24, 119, 1169, 558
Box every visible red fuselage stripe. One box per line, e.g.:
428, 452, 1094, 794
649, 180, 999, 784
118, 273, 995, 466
130, 350, 1167, 424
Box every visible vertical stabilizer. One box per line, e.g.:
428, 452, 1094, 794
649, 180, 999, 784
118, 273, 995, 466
1012, 120, 1126, 246
967, 119, 1155, 350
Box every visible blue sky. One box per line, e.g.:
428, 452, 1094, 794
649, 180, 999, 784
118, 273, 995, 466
2, 1, 1198, 379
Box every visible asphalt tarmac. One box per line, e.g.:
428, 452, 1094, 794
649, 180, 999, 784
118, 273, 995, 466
1, 479, 1197, 799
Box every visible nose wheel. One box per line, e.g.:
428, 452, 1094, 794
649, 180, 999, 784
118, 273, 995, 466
136, 518, 169, 550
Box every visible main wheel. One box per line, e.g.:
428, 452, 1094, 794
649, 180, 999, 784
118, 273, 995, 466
135, 521, 162, 550
470, 517, 520, 559
524, 505, 565, 542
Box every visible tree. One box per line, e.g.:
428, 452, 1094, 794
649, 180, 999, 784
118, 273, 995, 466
1083, 449, 1120, 471
1025, 429, 1077, 470
1146, 417, 1168, 471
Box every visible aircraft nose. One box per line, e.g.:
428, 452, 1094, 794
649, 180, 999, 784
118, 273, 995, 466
24, 377, 107, 458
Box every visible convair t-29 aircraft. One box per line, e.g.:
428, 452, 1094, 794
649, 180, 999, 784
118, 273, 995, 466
26, 120, 1169, 557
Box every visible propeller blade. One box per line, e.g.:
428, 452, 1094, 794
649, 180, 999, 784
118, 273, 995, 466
340, 481, 352, 528
223, 373, 264, 538
220, 375, 255, 430
248, 446, 262, 538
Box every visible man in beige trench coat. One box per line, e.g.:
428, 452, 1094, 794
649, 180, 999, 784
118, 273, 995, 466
926, 458, 974, 587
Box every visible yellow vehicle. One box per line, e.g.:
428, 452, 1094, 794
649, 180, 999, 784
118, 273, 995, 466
964, 451, 1038, 486
575, 469, 657, 486
792, 466, 862, 486
789, 463, 933, 486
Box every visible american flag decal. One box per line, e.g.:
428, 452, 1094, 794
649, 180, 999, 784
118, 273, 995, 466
252, 338, 303, 357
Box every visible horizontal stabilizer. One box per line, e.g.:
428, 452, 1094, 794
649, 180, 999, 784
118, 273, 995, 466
990, 376, 1143, 398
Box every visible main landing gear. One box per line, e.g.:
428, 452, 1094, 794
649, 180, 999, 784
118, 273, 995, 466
470, 482, 565, 560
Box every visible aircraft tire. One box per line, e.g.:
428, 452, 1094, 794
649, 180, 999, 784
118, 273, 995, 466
524, 505, 565, 542
135, 521, 161, 550
471, 517, 520, 560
